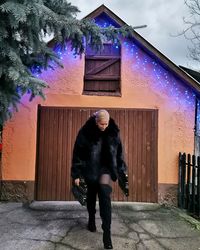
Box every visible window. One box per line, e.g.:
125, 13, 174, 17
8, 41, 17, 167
83, 43, 121, 96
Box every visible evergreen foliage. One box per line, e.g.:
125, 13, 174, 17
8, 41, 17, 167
0, 0, 133, 126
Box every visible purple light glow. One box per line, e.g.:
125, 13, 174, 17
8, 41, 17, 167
31, 43, 79, 79
196, 100, 200, 135
29, 17, 196, 110
123, 40, 196, 108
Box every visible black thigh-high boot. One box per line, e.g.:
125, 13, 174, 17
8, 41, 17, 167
86, 182, 98, 232
98, 184, 113, 249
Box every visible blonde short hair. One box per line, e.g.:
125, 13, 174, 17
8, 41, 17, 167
95, 109, 110, 122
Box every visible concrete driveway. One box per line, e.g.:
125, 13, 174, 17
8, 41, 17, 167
0, 201, 200, 250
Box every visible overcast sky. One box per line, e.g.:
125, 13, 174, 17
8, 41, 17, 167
70, 0, 199, 70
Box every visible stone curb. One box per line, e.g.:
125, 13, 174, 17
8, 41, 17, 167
171, 207, 200, 231
29, 200, 161, 211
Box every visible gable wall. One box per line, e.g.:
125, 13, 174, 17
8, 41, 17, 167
2, 40, 195, 187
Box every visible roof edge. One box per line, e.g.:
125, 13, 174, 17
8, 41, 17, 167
83, 4, 127, 26
130, 30, 200, 95
47, 5, 200, 96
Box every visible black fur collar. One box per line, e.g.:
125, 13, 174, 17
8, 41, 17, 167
81, 116, 119, 141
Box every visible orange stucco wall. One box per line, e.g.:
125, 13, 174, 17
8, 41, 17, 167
2, 41, 195, 184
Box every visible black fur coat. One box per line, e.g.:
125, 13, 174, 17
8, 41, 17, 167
71, 115, 127, 182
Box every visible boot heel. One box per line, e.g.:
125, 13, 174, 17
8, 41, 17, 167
87, 217, 96, 232
103, 231, 113, 249
87, 222, 96, 232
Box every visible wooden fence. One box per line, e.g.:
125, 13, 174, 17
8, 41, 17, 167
178, 152, 200, 217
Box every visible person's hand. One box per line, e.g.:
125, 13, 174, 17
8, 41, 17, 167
74, 178, 80, 186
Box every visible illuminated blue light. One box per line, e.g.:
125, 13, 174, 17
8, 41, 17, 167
31, 43, 70, 77
29, 28, 196, 109
123, 39, 196, 108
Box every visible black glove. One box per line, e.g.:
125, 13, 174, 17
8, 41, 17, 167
72, 177, 87, 206
118, 172, 129, 197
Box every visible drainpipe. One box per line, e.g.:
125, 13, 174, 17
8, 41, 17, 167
194, 98, 200, 156
0, 125, 2, 200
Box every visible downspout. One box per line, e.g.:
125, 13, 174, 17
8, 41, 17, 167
194, 98, 200, 156
0, 125, 2, 200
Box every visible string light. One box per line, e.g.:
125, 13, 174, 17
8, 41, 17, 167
29, 18, 196, 110
31, 43, 77, 78
122, 39, 196, 108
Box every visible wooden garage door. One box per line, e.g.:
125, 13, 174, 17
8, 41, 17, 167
35, 106, 158, 202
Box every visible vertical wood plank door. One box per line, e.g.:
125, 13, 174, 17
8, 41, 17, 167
35, 107, 158, 202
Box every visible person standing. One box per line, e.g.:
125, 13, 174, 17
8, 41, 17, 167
71, 109, 128, 249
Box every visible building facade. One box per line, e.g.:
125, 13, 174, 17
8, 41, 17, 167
1, 5, 200, 205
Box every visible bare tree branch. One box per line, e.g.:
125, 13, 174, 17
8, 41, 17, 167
181, 0, 200, 62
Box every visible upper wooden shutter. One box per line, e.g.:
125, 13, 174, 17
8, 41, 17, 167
84, 43, 121, 95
